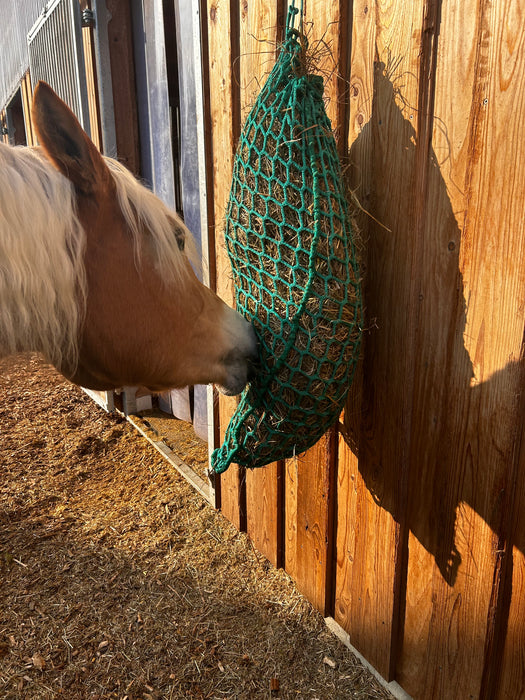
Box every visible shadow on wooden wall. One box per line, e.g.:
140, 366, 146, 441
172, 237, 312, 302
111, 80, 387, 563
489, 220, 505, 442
343, 59, 523, 604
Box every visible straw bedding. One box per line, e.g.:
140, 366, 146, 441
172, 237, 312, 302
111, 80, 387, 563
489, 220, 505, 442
0, 353, 392, 699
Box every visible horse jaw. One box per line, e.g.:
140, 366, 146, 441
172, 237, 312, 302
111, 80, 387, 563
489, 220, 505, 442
68, 286, 259, 395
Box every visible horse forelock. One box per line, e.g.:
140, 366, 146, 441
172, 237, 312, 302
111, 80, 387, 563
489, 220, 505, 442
104, 157, 197, 285
0, 143, 86, 372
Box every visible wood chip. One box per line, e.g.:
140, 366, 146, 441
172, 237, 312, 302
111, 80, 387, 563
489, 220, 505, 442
32, 652, 46, 670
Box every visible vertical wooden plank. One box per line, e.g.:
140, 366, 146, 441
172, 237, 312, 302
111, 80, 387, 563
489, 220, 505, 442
207, 0, 245, 528
207, 0, 238, 301
335, 0, 426, 680
397, 1, 525, 698
334, 0, 374, 652
79, 0, 101, 151
285, 429, 337, 614
302, 0, 348, 139
239, 0, 284, 567
245, 462, 284, 567
238, 0, 280, 121
334, 0, 375, 657
217, 434, 246, 531
500, 558, 525, 699
199, 0, 218, 292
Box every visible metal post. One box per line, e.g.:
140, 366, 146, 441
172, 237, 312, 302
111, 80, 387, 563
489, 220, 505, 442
91, 0, 117, 156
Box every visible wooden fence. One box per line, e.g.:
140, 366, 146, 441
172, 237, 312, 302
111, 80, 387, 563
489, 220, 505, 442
205, 1, 525, 698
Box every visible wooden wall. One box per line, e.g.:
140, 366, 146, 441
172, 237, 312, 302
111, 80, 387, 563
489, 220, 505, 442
204, 0, 525, 698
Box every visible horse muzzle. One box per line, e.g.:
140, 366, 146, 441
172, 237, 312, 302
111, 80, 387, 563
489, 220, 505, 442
218, 316, 259, 396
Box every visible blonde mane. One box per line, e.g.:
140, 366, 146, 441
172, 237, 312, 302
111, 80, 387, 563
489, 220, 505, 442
105, 157, 197, 281
0, 143, 192, 373
0, 143, 86, 372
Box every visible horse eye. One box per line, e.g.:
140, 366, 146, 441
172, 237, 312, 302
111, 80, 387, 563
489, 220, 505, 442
173, 223, 185, 251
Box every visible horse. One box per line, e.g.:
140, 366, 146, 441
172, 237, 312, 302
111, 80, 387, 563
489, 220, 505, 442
0, 81, 257, 396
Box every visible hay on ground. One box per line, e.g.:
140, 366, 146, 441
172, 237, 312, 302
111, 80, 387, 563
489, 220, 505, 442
0, 353, 393, 699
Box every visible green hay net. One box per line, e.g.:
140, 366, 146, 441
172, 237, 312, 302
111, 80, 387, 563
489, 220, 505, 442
211, 2, 362, 473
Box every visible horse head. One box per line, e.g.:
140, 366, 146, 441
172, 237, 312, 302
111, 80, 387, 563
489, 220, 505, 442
29, 82, 257, 395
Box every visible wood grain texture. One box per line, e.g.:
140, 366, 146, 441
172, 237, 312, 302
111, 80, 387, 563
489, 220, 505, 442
335, 431, 401, 674
79, 0, 99, 148
207, 0, 238, 223
217, 403, 246, 531
238, 0, 280, 122
334, 0, 427, 680
246, 461, 284, 567
335, 0, 376, 667
335, 0, 398, 679
284, 429, 336, 615
500, 509, 525, 699
493, 379, 525, 700
398, 1, 525, 698
346, 0, 375, 154
302, 0, 347, 142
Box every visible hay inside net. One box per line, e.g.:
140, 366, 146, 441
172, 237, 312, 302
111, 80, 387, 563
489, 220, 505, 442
211, 2, 362, 473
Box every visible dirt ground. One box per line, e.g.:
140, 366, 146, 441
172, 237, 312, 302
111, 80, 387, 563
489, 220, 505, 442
0, 354, 393, 700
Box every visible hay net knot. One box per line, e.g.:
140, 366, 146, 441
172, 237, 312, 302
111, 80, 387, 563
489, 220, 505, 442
211, 0, 362, 473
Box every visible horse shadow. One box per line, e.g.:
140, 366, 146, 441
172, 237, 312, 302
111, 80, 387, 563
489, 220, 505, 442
342, 62, 524, 588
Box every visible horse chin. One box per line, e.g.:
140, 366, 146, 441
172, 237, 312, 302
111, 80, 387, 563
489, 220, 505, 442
216, 355, 259, 396
216, 372, 248, 397
216, 382, 244, 397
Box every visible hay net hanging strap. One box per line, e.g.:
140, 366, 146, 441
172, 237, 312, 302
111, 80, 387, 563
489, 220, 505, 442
211, 1, 362, 473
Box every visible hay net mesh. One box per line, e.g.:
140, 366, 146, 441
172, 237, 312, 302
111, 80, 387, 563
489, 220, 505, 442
211, 1, 362, 473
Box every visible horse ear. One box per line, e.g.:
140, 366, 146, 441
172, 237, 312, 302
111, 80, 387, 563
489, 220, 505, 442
32, 81, 108, 194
